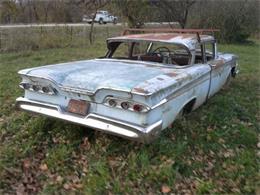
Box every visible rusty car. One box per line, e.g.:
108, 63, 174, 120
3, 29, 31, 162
16, 28, 238, 143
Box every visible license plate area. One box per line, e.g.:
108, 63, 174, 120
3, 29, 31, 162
67, 99, 89, 116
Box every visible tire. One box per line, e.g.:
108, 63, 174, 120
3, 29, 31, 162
176, 108, 184, 119
98, 18, 103, 24
223, 73, 231, 90
113, 19, 117, 24
177, 99, 196, 119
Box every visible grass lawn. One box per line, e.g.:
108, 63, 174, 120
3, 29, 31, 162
0, 39, 259, 194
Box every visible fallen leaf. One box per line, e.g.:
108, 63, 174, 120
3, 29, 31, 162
218, 138, 225, 144
83, 167, 88, 173
23, 159, 31, 169
52, 137, 59, 143
73, 183, 83, 189
207, 126, 214, 132
108, 160, 119, 167
108, 192, 113, 195
257, 151, 260, 158
39, 163, 48, 171
63, 183, 70, 190
161, 185, 171, 193
68, 175, 80, 183
80, 137, 91, 150
56, 175, 63, 183
16, 183, 25, 195
223, 149, 235, 158
257, 142, 260, 148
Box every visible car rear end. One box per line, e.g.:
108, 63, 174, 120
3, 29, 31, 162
16, 74, 163, 143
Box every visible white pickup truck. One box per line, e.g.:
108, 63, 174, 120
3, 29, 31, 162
82, 10, 118, 24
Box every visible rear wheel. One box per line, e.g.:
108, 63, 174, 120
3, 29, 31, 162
177, 99, 196, 119
98, 18, 104, 24
223, 72, 231, 90
176, 108, 184, 119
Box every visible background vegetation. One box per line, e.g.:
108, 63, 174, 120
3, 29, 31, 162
0, 25, 123, 52
0, 0, 259, 43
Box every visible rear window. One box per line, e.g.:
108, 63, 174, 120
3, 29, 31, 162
108, 41, 191, 66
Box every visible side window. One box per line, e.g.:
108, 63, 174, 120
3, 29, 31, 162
205, 42, 215, 61
195, 42, 215, 64
111, 42, 131, 59
132, 42, 150, 56
150, 43, 191, 65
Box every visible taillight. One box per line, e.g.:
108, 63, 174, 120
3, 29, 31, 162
19, 82, 57, 95
104, 97, 150, 113
32, 85, 40, 91
108, 99, 117, 107
121, 102, 130, 110
42, 86, 50, 93
19, 83, 31, 90
133, 104, 144, 112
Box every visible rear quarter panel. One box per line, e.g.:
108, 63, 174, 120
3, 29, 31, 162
144, 64, 211, 129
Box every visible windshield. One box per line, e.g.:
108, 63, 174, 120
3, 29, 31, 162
106, 41, 192, 66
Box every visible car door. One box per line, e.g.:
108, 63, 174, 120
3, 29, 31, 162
204, 41, 231, 97
103, 12, 109, 22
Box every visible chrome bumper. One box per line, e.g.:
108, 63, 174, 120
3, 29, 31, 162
15, 97, 162, 143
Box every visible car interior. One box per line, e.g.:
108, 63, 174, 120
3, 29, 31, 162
106, 41, 192, 66
106, 40, 216, 66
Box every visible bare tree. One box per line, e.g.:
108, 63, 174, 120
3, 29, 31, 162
0, 0, 18, 23
78, 0, 110, 44
113, 0, 151, 28
42, 1, 52, 23
154, 0, 196, 29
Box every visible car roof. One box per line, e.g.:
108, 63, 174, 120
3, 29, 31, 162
107, 33, 215, 50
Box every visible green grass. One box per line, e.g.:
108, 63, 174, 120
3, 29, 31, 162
0, 25, 123, 52
0, 39, 259, 194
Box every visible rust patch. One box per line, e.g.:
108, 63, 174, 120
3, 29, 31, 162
132, 87, 150, 94
212, 59, 225, 69
157, 77, 164, 81
178, 34, 196, 39
134, 33, 179, 40
122, 28, 220, 36
175, 77, 184, 82
165, 72, 178, 77
144, 64, 157, 68
118, 33, 187, 41
67, 99, 89, 116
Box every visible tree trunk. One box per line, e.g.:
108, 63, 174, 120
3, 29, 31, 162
89, 10, 97, 45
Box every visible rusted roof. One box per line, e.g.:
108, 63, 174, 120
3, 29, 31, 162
108, 33, 215, 50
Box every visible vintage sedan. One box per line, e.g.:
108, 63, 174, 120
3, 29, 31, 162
16, 29, 238, 143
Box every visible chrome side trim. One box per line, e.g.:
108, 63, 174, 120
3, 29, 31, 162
151, 72, 210, 109
15, 97, 162, 143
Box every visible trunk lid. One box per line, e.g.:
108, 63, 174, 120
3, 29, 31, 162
19, 59, 168, 93
19, 59, 210, 96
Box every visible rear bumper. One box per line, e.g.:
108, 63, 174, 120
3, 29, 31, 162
15, 97, 162, 143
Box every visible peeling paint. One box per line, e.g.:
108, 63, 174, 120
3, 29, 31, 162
132, 87, 150, 94
17, 30, 238, 142
108, 33, 215, 50
156, 77, 164, 81
211, 59, 225, 69
165, 72, 178, 77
